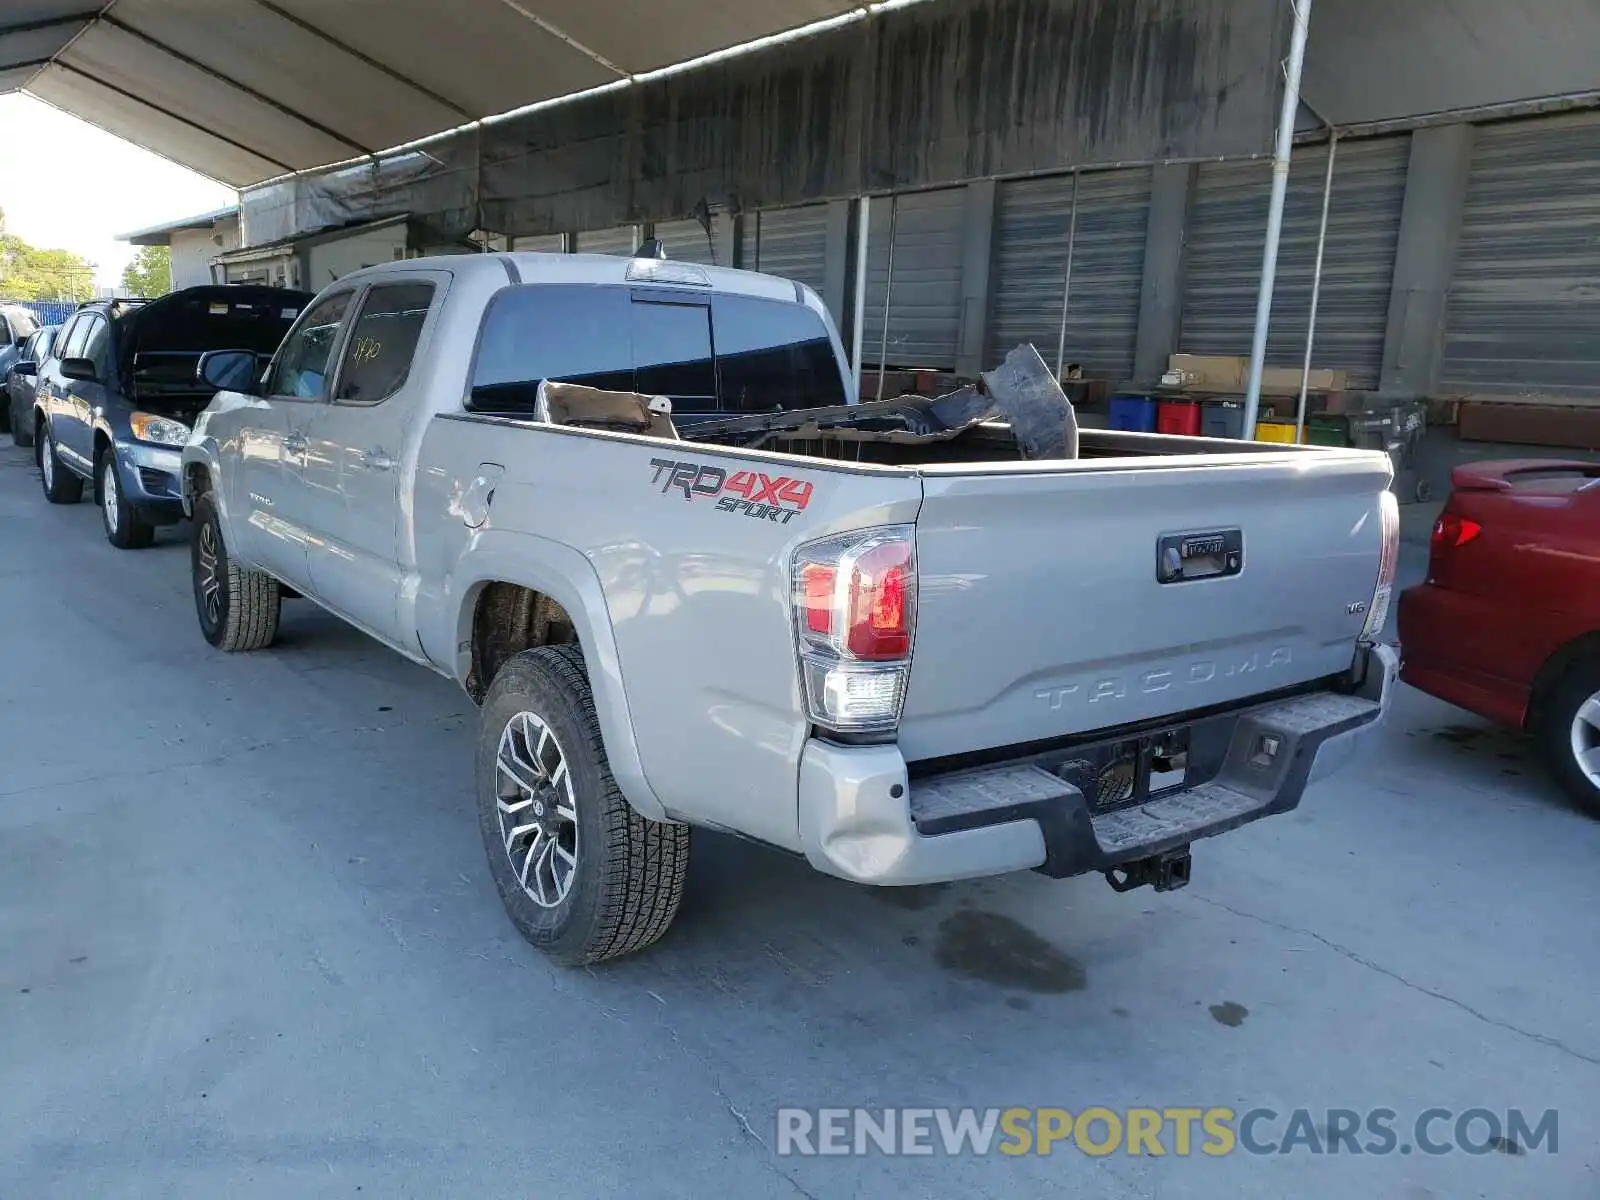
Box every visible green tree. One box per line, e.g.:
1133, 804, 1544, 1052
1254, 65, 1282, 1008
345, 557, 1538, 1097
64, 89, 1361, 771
121, 245, 172, 297
0, 206, 98, 301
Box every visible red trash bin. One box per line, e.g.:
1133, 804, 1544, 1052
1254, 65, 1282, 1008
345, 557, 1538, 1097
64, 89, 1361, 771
1157, 400, 1202, 436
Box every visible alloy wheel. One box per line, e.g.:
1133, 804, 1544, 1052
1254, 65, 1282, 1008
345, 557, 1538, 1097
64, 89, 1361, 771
41, 438, 53, 488
1569, 690, 1600, 789
103, 461, 119, 534
196, 521, 223, 627
495, 711, 579, 909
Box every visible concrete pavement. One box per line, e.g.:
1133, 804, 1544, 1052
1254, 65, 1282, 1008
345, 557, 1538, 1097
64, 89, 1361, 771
1, 441, 1595, 1199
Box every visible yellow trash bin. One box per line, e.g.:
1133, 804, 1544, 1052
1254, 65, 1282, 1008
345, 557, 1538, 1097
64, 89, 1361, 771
1254, 420, 1299, 444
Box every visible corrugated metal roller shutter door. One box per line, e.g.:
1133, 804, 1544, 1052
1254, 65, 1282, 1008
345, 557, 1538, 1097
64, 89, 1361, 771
1179, 137, 1408, 389
575, 226, 638, 255
987, 167, 1152, 381
1441, 111, 1600, 400
743, 205, 829, 292
862, 188, 965, 370
511, 234, 564, 252
653, 218, 717, 266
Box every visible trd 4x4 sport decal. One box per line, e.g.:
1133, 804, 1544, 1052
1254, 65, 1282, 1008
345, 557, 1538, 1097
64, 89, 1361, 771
648, 457, 814, 525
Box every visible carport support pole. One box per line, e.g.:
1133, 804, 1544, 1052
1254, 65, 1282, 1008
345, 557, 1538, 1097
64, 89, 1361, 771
1295, 131, 1338, 442
1241, 0, 1315, 438
851, 196, 871, 402
876, 196, 899, 401
1054, 170, 1081, 381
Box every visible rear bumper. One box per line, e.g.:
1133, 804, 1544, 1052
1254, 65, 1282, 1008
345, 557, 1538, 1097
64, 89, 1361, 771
1397, 583, 1529, 729
798, 642, 1396, 887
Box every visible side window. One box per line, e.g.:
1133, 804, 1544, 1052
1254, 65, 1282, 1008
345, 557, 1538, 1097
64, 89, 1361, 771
332, 283, 434, 404
631, 300, 716, 411
0, 316, 10, 344
712, 297, 846, 412
57, 316, 88, 363
266, 291, 353, 399
80, 316, 111, 380
469, 285, 633, 414
12, 311, 37, 339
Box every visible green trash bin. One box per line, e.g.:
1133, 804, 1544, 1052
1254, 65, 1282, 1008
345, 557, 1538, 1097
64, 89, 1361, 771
1304, 417, 1348, 447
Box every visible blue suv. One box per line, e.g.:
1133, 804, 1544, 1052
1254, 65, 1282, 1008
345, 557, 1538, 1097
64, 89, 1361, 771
32, 286, 312, 547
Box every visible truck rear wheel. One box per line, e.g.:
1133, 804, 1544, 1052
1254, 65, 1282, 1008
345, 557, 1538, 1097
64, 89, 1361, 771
191, 493, 280, 652
1539, 658, 1600, 820
476, 644, 689, 964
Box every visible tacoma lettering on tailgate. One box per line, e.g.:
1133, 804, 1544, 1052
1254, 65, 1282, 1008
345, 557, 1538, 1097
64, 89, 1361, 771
1036, 647, 1294, 711
648, 457, 814, 525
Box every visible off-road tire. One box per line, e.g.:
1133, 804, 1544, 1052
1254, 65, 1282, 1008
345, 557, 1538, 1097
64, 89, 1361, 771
1538, 657, 1600, 820
477, 644, 689, 964
39, 427, 83, 504
191, 493, 280, 652
98, 451, 156, 550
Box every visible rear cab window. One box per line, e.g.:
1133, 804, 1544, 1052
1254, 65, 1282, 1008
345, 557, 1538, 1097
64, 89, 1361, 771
467, 284, 844, 417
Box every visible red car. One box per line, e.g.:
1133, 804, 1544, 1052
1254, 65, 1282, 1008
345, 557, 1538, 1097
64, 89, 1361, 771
1398, 459, 1600, 819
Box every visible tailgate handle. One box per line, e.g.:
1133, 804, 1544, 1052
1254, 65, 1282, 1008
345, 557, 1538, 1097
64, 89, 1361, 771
1157, 530, 1243, 584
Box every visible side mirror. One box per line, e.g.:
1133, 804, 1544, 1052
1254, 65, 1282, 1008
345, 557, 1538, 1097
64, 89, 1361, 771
198, 349, 259, 393
60, 357, 98, 383
13, 336, 27, 350
13, 360, 38, 376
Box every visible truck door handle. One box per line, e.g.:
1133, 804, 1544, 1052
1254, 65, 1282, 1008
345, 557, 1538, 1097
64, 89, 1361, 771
356, 448, 395, 472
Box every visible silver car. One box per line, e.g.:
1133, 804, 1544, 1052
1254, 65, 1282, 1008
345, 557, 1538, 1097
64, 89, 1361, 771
6, 324, 57, 447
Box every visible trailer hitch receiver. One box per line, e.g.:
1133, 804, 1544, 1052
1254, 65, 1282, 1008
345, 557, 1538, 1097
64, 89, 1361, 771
1104, 847, 1192, 893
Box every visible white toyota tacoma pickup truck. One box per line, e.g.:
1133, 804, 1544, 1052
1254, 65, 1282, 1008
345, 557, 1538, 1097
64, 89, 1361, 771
182, 251, 1398, 964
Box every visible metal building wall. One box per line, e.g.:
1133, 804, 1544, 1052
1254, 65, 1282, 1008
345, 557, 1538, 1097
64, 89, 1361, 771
987, 167, 1152, 380
511, 233, 566, 252
252, 0, 1280, 247
861, 188, 967, 371
1178, 136, 1409, 388
1440, 110, 1600, 400
740, 205, 831, 293
574, 226, 640, 255
652, 218, 719, 265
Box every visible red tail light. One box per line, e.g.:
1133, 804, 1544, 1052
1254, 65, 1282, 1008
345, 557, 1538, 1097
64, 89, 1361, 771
1432, 512, 1482, 549
845, 541, 913, 660
793, 527, 918, 732
801, 563, 837, 635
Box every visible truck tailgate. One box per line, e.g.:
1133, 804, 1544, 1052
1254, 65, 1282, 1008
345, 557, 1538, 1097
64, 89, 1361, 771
898, 452, 1392, 763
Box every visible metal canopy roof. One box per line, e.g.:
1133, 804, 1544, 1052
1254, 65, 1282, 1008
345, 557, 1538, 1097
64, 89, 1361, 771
0, 0, 859, 185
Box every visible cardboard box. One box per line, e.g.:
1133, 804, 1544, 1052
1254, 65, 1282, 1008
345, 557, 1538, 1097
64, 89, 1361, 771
1457, 402, 1600, 450
1259, 366, 1348, 395
1168, 354, 1246, 391
1167, 355, 1348, 396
